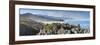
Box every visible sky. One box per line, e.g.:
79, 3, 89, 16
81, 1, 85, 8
19, 8, 90, 19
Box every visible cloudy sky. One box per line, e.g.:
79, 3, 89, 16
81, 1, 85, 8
20, 8, 90, 19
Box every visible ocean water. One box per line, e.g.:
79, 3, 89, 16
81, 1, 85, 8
64, 19, 90, 28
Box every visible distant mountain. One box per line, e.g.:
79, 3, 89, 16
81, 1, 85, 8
20, 13, 64, 22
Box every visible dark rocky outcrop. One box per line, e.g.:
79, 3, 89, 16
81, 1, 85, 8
20, 24, 39, 36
